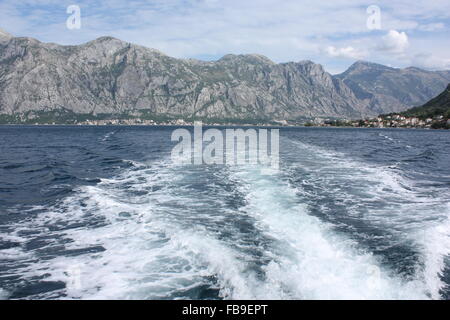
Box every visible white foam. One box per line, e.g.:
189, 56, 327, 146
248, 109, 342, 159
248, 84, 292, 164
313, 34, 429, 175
4, 139, 449, 300
230, 165, 429, 299
9, 160, 274, 299
0, 247, 30, 260
416, 203, 450, 299
284, 138, 450, 298
377, 132, 413, 148
101, 131, 115, 141
379, 132, 395, 142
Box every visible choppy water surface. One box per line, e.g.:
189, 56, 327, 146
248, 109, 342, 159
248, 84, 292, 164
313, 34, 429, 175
0, 126, 449, 300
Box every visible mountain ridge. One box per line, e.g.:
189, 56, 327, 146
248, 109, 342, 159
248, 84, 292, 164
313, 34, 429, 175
336, 60, 450, 114
1, 30, 450, 123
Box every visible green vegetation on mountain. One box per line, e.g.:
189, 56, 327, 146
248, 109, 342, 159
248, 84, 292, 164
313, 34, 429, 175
400, 84, 450, 119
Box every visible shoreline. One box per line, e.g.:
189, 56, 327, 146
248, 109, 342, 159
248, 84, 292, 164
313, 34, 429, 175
0, 123, 445, 130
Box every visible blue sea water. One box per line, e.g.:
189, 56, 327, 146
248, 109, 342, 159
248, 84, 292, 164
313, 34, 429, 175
0, 125, 449, 299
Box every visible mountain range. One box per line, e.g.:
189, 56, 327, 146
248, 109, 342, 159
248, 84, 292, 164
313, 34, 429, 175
1, 29, 449, 123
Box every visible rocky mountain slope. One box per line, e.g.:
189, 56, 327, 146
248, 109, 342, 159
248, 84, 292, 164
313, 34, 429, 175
336, 61, 450, 115
400, 84, 450, 119
1, 30, 449, 122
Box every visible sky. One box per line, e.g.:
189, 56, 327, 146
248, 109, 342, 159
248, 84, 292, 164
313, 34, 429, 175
0, 0, 449, 74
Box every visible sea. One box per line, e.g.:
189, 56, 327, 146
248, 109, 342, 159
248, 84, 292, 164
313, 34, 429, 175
0, 125, 449, 300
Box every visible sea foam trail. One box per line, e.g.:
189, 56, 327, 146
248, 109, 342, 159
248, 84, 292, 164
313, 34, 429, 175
3, 141, 448, 299
229, 164, 429, 299
3, 161, 276, 299
282, 138, 450, 299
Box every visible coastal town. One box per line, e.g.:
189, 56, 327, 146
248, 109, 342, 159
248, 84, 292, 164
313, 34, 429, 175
17, 114, 449, 129
309, 114, 450, 129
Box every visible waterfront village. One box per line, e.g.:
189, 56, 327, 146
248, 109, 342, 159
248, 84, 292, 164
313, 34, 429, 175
308, 114, 450, 129
73, 114, 450, 129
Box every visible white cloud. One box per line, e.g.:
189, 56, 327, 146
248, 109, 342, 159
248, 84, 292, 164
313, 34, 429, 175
325, 46, 366, 60
1, 0, 450, 72
377, 30, 409, 53
412, 53, 450, 70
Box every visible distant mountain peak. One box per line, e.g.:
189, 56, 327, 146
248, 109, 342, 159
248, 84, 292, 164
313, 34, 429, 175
297, 59, 315, 65
219, 53, 275, 65
335, 59, 450, 115
348, 60, 396, 71
82, 36, 166, 56
96, 36, 122, 41
86, 36, 125, 45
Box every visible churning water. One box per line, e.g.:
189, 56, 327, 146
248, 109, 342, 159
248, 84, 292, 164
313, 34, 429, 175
0, 126, 449, 299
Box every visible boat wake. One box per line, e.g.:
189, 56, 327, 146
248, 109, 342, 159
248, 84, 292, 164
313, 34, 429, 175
1, 136, 449, 299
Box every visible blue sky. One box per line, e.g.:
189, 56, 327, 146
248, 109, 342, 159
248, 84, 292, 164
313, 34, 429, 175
1, 0, 449, 74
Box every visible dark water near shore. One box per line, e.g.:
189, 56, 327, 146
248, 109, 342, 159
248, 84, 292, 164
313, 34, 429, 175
0, 125, 449, 299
